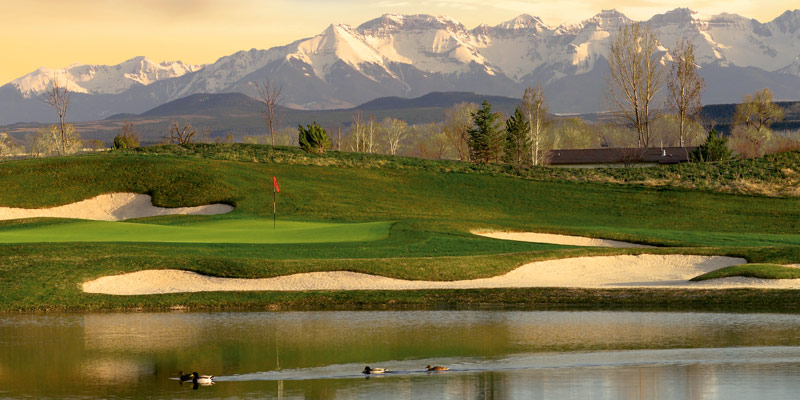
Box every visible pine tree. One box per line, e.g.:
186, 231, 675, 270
503, 107, 531, 168
298, 122, 331, 154
468, 100, 503, 163
691, 129, 731, 162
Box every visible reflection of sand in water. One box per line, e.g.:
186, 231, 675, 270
81, 358, 154, 384
83, 313, 204, 352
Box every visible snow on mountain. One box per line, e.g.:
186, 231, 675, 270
358, 14, 496, 76
10, 57, 202, 98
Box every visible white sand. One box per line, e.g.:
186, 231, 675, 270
473, 231, 653, 248
81, 254, 800, 296
0, 192, 233, 221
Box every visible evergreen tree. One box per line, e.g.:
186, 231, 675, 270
503, 107, 531, 168
298, 122, 331, 154
468, 100, 503, 163
691, 129, 732, 162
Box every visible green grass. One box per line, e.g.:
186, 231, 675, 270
1, 144, 800, 311
0, 219, 393, 244
691, 264, 800, 281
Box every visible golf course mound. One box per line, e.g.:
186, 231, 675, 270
83, 254, 755, 295
0, 192, 233, 221
473, 231, 654, 248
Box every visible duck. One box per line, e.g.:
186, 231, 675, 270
425, 365, 449, 371
178, 371, 193, 382
362, 366, 388, 374
192, 372, 214, 385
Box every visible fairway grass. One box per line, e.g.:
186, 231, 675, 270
0, 219, 393, 244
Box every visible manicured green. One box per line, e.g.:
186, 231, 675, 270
691, 264, 800, 281
1, 144, 799, 311
0, 219, 393, 244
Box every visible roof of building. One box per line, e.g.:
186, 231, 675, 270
547, 147, 696, 165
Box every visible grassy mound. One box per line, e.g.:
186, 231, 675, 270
0, 144, 799, 311
691, 264, 800, 281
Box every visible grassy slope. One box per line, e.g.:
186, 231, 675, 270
1, 145, 800, 311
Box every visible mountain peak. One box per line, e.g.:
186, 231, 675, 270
649, 8, 699, 25
357, 14, 466, 35
772, 9, 800, 34
496, 14, 549, 31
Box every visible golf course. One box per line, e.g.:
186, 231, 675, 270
1, 143, 800, 311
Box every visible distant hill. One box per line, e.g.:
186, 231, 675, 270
356, 91, 520, 111
0, 91, 522, 143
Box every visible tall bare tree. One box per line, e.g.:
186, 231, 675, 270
350, 111, 365, 152
40, 74, 72, 155
165, 122, 197, 145
667, 37, 705, 148
442, 102, 478, 161
520, 85, 551, 166
365, 115, 377, 153
382, 117, 407, 155
605, 22, 666, 148
253, 79, 283, 147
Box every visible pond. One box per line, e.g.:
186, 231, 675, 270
2, 310, 800, 399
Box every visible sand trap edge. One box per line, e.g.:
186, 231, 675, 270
473, 231, 654, 248
0, 192, 233, 221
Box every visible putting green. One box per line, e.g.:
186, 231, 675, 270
0, 219, 393, 244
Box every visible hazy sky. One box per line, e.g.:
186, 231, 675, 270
1, 0, 797, 84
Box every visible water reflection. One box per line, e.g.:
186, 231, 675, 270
2, 311, 800, 399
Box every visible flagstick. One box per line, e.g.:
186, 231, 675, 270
273, 188, 276, 230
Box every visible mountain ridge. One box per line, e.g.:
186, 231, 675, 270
4, 8, 800, 124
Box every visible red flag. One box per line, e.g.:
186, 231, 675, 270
273, 176, 280, 193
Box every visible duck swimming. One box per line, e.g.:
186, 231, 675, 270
362, 366, 388, 374
425, 365, 449, 371
192, 372, 214, 385
178, 371, 193, 382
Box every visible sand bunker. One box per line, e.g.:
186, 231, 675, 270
0, 193, 233, 221
81, 254, 798, 296
474, 231, 653, 248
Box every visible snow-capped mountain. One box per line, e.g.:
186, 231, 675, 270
3, 8, 800, 124
10, 56, 202, 98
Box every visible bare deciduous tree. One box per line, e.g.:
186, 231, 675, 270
442, 102, 478, 161
166, 122, 197, 145
350, 111, 365, 152
667, 37, 705, 148
0, 132, 14, 159
520, 84, 551, 166
253, 79, 283, 147
605, 22, 666, 148
40, 74, 73, 156
365, 115, 377, 154
382, 117, 407, 155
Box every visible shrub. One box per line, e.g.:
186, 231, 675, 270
298, 122, 330, 154
691, 129, 732, 162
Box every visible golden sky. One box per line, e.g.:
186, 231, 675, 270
1, 0, 797, 85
